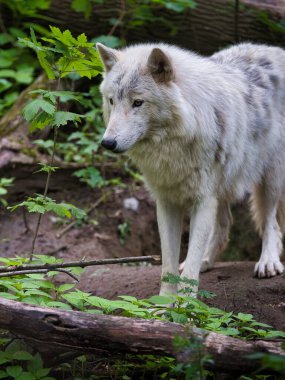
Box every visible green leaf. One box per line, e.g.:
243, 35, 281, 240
6, 365, 23, 378
219, 328, 240, 336
33, 255, 63, 265
265, 330, 285, 339
37, 51, 55, 79
17, 372, 36, 380
30, 90, 81, 104
30, 112, 53, 131
69, 267, 85, 276
45, 301, 72, 310
16, 67, 35, 84
236, 313, 254, 322
118, 295, 138, 302
0, 370, 7, 379
0, 78, 12, 92
0, 351, 10, 365
73, 167, 105, 188
53, 111, 82, 127
0, 292, 19, 300
148, 295, 174, 305
0, 33, 13, 45
23, 99, 55, 122
27, 204, 46, 214
24, 289, 52, 298
12, 351, 34, 361
58, 283, 76, 292
71, 0, 92, 18
170, 311, 188, 324
35, 368, 50, 378
33, 163, 58, 174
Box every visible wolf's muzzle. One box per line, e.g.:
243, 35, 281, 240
101, 138, 117, 151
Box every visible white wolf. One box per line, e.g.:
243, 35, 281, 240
96, 41, 285, 295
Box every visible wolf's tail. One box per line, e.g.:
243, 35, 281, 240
250, 188, 285, 235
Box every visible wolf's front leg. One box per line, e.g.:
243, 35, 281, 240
157, 198, 184, 295
180, 197, 218, 291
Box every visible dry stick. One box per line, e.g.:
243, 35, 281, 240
56, 193, 109, 239
0, 255, 161, 275
0, 268, 79, 282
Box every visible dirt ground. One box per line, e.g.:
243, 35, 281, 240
0, 168, 284, 331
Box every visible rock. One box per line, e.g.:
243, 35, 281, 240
123, 197, 139, 212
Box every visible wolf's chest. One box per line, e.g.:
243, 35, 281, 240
129, 142, 212, 205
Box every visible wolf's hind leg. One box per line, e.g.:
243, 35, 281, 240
200, 201, 232, 272
251, 182, 284, 278
179, 200, 232, 273
157, 198, 184, 295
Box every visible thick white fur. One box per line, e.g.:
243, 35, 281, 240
97, 42, 285, 294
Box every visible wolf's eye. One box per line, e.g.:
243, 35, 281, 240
133, 100, 144, 108
109, 98, 113, 105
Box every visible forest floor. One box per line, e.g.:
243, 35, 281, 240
0, 165, 284, 332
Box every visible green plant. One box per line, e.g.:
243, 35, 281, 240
9, 194, 86, 220
0, 178, 14, 206
1, 0, 51, 19
0, 339, 55, 380
0, 29, 39, 117
118, 220, 131, 245
7, 26, 103, 259
245, 352, 285, 378
259, 11, 285, 34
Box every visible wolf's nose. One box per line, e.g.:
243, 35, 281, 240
101, 138, 117, 151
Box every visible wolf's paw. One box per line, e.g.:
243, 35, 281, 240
254, 258, 284, 278
200, 259, 214, 273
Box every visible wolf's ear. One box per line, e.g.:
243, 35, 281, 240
96, 43, 118, 72
147, 48, 174, 83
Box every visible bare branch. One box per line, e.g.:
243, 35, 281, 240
0, 255, 161, 275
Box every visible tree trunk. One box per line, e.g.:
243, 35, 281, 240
0, 297, 284, 373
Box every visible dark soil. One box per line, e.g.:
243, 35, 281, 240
0, 167, 284, 331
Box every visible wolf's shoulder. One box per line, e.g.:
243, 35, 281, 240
210, 43, 285, 67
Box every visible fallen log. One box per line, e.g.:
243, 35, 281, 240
0, 297, 284, 373
42, 0, 285, 55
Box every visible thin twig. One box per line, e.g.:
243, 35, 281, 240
56, 193, 109, 239
30, 114, 59, 261
108, 0, 126, 36
51, 269, 79, 282
0, 255, 161, 274
0, 269, 49, 277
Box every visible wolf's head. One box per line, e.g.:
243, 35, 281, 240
96, 43, 178, 153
